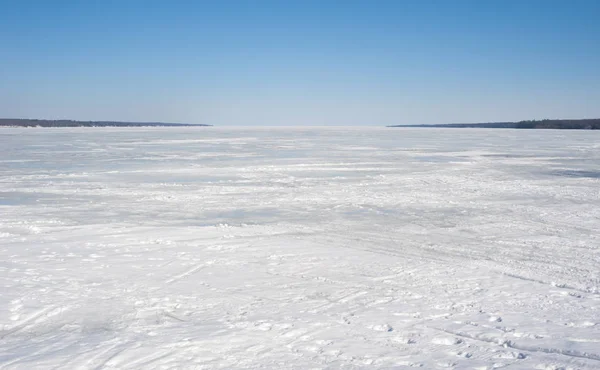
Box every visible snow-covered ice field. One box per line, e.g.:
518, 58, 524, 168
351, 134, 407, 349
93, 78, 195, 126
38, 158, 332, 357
1, 127, 599, 369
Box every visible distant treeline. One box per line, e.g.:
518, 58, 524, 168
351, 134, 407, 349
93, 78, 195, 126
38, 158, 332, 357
0, 119, 210, 127
389, 119, 600, 130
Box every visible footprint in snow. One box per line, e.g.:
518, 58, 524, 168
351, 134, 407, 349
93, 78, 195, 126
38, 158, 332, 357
494, 352, 526, 359
391, 336, 416, 344
449, 350, 472, 358
370, 323, 393, 332
432, 337, 463, 345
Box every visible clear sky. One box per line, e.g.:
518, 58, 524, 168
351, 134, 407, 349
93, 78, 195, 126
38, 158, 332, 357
1, 0, 599, 126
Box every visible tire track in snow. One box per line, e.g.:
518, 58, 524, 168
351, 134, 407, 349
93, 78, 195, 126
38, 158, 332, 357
86, 341, 133, 370
165, 263, 205, 284
0, 305, 58, 339
432, 326, 600, 363
501, 272, 599, 295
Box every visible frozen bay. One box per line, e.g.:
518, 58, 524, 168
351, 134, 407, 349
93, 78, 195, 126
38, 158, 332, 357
1, 127, 599, 369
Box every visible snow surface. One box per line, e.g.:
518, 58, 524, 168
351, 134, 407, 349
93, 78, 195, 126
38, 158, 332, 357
1, 127, 599, 369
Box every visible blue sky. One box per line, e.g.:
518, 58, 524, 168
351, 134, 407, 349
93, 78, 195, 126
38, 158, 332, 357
1, 0, 599, 125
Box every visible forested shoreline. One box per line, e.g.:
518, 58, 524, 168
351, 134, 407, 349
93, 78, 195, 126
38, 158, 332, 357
0, 119, 209, 127
389, 119, 600, 129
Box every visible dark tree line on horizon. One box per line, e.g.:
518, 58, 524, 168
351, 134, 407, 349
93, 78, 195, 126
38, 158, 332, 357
2, 118, 599, 129
0, 119, 210, 127
390, 118, 600, 129
514, 119, 600, 129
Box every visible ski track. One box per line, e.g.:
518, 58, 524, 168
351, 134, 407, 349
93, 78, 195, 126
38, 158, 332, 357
1, 127, 600, 369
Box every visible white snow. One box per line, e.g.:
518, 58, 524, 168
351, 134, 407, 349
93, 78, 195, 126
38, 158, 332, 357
1, 127, 599, 369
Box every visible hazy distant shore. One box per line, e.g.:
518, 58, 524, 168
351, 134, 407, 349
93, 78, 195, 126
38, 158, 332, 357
389, 119, 600, 130
0, 119, 210, 128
